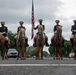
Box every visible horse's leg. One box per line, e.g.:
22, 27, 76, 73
1, 46, 5, 60
57, 47, 61, 60
56, 47, 59, 60
21, 47, 23, 59
74, 51, 76, 60
53, 47, 56, 59
36, 47, 40, 59
1, 48, 4, 60
41, 37, 45, 59
59, 47, 63, 60
25, 47, 26, 59
74, 47, 76, 60
39, 48, 41, 58
36, 38, 39, 59
53, 47, 56, 60
5, 48, 8, 60
41, 47, 43, 59
17, 52, 19, 60
20, 47, 24, 60
21, 46, 25, 60
17, 47, 19, 60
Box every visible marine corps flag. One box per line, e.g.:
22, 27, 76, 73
31, 0, 35, 39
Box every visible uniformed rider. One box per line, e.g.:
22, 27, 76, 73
51, 20, 65, 46
70, 20, 76, 47
33, 19, 49, 47
14, 21, 29, 47
0, 21, 9, 49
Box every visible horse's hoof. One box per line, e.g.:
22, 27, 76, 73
5, 57, 8, 60
2, 58, 4, 60
17, 57, 19, 60
74, 58, 76, 60
35, 57, 39, 60
61, 58, 63, 60
21, 57, 26, 60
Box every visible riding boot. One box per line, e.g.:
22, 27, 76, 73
25, 38, 29, 47
45, 37, 49, 46
70, 38, 73, 48
33, 38, 36, 47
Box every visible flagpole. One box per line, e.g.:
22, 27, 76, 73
31, 0, 35, 39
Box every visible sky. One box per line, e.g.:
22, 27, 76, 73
0, 0, 76, 52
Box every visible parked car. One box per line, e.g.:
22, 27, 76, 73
69, 52, 74, 58
7, 48, 18, 58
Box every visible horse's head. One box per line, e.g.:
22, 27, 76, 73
17, 28, 26, 47
19, 28, 25, 37
54, 25, 62, 41
38, 25, 43, 34
57, 25, 62, 36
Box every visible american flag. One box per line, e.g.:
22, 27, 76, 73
31, 0, 35, 39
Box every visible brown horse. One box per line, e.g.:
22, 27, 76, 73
16, 28, 26, 60
5, 38, 10, 59
0, 33, 9, 60
36, 26, 45, 59
73, 34, 76, 60
53, 26, 63, 60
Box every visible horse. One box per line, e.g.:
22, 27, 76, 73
36, 25, 45, 59
73, 33, 76, 60
0, 33, 9, 60
16, 28, 26, 60
53, 25, 63, 60
4, 38, 10, 59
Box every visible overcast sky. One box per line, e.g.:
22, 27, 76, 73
0, 0, 76, 50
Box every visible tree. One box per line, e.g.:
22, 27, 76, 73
48, 45, 54, 56
8, 31, 16, 48
31, 49, 37, 56
62, 40, 73, 57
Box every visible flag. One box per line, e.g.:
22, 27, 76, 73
31, 0, 35, 39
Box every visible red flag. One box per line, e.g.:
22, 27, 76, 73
31, 0, 35, 39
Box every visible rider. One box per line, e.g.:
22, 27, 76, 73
14, 21, 29, 47
70, 20, 76, 47
33, 19, 49, 47
0, 21, 9, 49
51, 20, 65, 46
